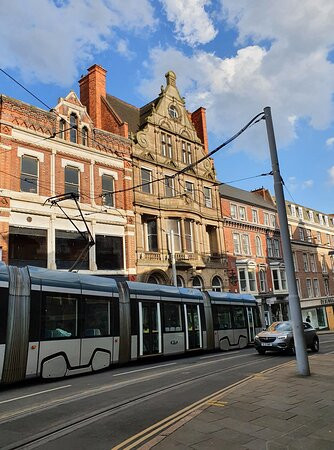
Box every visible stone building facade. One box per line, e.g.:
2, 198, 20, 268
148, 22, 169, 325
0, 87, 135, 279
287, 200, 334, 329
220, 185, 288, 325
79, 66, 228, 289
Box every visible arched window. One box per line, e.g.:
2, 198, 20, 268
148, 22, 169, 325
69, 113, 77, 143
177, 275, 185, 287
82, 126, 88, 146
59, 119, 66, 139
147, 274, 160, 284
192, 276, 203, 291
256, 236, 262, 256
212, 275, 222, 292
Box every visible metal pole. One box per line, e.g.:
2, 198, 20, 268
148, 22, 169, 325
170, 230, 177, 287
264, 106, 310, 376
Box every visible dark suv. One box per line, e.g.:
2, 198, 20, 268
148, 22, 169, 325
254, 321, 319, 355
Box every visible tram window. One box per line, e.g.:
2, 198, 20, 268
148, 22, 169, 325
130, 301, 138, 334
232, 306, 246, 329
0, 288, 8, 344
216, 305, 232, 330
253, 307, 262, 327
163, 303, 182, 332
42, 295, 78, 339
29, 291, 41, 341
83, 298, 110, 337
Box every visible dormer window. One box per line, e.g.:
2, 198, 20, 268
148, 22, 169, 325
168, 104, 178, 119
82, 126, 88, 146
70, 113, 77, 143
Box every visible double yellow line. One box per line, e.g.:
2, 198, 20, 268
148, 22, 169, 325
112, 361, 293, 450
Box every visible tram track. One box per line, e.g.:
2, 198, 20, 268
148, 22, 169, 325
1, 356, 272, 450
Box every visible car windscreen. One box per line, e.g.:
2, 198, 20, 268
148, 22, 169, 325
267, 322, 293, 332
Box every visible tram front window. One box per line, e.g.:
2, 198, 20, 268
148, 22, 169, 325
42, 295, 78, 339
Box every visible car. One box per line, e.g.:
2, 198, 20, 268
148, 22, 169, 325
254, 321, 319, 355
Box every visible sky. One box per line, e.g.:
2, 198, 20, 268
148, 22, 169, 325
1, 0, 334, 213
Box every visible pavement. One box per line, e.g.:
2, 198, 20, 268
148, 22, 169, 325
132, 352, 334, 450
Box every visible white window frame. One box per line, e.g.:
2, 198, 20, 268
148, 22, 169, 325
313, 278, 320, 297
203, 187, 212, 208
264, 212, 269, 226
291, 204, 296, 217
233, 233, 241, 254
255, 236, 262, 257
241, 234, 251, 256
237, 266, 258, 293
298, 207, 303, 220
165, 175, 175, 197
271, 267, 288, 293
141, 167, 152, 194
230, 204, 238, 219
252, 209, 258, 224
239, 206, 246, 221
303, 253, 309, 272
306, 278, 313, 298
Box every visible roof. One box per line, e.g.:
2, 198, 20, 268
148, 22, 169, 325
106, 94, 159, 134
219, 184, 276, 211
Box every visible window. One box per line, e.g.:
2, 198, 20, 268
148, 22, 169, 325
233, 233, 241, 254
291, 204, 296, 217
325, 216, 329, 227
317, 231, 322, 244
185, 181, 194, 198
59, 119, 66, 139
164, 303, 182, 332
55, 230, 89, 270
252, 209, 258, 223
176, 275, 185, 287
184, 219, 193, 252
313, 279, 320, 297
309, 210, 314, 222
168, 104, 178, 119
326, 234, 331, 245
161, 133, 166, 156
166, 218, 181, 252
298, 207, 303, 220
83, 297, 111, 337
238, 267, 257, 292
167, 134, 173, 158
182, 141, 187, 163
230, 204, 237, 219
241, 234, 250, 255
267, 238, 273, 257
303, 253, 309, 272
321, 255, 328, 273
81, 126, 88, 146
20, 155, 38, 193
270, 214, 276, 227
192, 276, 203, 291
309, 254, 316, 272
65, 166, 79, 197
214, 305, 232, 330
96, 235, 124, 270
292, 252, 298, 271
296, 278, 301, 296
203, 187, 212, 207
232, 306, 246, 328
288, 225, 292, 238
264, 212, 269, 226
144, 218, 158, 252
212, 276, 223, 292
273, 239, 280, 258
239, 206, 246, 221
306, 279, 313, 298
165, 175, 174, 197
42, 295, 78, 339
272, 268, 287, 291
298, 227, 304, 241
187, 143, 192, 163
141, 168, 152, 194
69, 113, 77, 143
255, 236, 262, 256
9, 227, 47, 268
259, 270, 267, 292
306, 229, 312, 242
319, 214, 324, 226
102, 174, 114, 207
324, 278, 330, 295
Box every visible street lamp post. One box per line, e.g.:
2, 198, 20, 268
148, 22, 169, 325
264, 106, 310, 376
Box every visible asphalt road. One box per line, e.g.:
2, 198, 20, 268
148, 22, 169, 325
1, 334, 334, 450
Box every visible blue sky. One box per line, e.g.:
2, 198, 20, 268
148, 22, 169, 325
1, 0, 334, 213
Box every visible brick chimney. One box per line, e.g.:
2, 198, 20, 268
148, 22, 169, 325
79, 64, 107, 129
191, 107, 208, 154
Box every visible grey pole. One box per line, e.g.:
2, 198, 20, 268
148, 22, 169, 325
264, 106, 310, 376
170, 230, 177, 287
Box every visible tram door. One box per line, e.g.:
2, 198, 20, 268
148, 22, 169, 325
246, 307, 256, 342
139, 302, 161, 356
184, 304, 202, 350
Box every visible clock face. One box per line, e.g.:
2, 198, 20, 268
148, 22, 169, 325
168, 105, 178, 119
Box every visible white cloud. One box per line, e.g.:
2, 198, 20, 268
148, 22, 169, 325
326, 137, 334, 147
140, 1, 334, 158
116, 39, 135, 60
160, 0, 217, 46
0, 0, 156, 85
302, 179, 314, 189
328, 166, 334, 184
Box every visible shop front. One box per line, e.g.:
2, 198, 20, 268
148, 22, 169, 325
300, 297, 334, 330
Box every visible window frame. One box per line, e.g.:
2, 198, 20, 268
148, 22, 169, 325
64, 165, 80, 198
102, 174, 115, 207
141, 167, 152, 194
20, 154, 38, 194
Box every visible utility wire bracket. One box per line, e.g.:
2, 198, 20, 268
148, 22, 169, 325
44, 192, 95, 272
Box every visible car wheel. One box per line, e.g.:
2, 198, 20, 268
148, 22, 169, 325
310, 338, 319, 353
257, 348, 266, 355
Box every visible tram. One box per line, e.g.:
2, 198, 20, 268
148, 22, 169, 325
0, 264, 262, 384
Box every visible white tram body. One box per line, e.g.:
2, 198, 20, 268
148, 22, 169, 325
0, 264, 262, 384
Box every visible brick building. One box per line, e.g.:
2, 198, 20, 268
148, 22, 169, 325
287, 200, 334, 329
79, 66, 228, 289
220, 185, 288, 325
0, 86, 135, 278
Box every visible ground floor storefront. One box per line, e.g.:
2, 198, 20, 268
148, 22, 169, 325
300, 297, 334, 330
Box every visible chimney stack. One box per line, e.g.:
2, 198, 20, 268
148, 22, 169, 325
191, 107, 208, 154
79, 64, 107, 129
